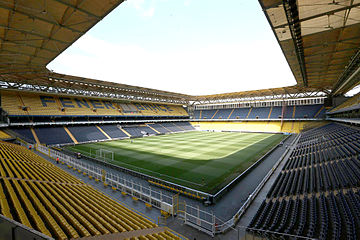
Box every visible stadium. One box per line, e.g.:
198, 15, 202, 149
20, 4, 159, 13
0, 0, 360, 240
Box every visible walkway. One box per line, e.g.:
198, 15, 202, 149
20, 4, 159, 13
235, 134, 300, 237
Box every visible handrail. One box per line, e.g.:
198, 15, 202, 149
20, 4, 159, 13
35, 144, 175, 211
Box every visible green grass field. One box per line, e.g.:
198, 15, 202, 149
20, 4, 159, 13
65, 131, 285, 193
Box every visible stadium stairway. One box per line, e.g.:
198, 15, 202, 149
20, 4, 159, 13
174, 122, 195, 131
150, 124, 171, 134
64, 126, 79, 144
96, 126, 112, 140
227, 109, 235, 119
173, 122, 187, 131
146, 124, 161, 134
35, 127, 74, 145
245, 108, 252, 119
159, 123, 183, 132
99, 125, 129, 139
10, 127, 36, 143
314, 105, 326, 118
120, 128, 132, 137
30, 127, 40, 145
267, 107, 272, 119
67, 125, 108, 143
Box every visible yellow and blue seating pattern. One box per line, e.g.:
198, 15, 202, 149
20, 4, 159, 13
1, 90, 188, 117
0, 141, 182, 239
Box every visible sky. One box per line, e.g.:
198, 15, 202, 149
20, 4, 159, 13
47, 0, 297, 95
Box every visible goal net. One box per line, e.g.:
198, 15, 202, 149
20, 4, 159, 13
95, 149, 114, 162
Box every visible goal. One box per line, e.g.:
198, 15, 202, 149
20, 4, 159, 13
95, 149, 114, 162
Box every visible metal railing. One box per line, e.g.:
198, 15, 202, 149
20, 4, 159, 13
63, 145, 210, 202
177, 201, 216, 237
36, 144, 174, 212
35, 133, 300, 237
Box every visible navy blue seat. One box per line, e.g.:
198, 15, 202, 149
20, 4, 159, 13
174, 122, 195, 130
67, 125, 107, 142
12, 127, 35, 143
160, 122, 183, 132
35, 126, 73, 145
248, 123, 360, 239
100, 125, 128, 139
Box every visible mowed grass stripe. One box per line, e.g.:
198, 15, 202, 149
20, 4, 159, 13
66, 131, 286, 193
104, 132, 269, 160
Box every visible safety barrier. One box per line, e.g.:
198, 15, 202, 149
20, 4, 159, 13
176, 201, 216, 237
64, 145, 210, 202
36, 144, 174, 212
35, 133, 300, 237
148, 180, 208, 201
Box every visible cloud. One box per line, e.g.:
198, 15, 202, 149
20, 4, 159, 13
184, 0, 191, 7
48, 35, 296, 95
142, 7, 155, 17
127, 0, 155, 17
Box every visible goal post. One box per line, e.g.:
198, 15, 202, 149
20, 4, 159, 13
95, 149, 114, 162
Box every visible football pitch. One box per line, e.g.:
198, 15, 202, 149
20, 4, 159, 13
65, 131, 286, 193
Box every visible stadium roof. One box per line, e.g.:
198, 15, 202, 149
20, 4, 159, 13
192, 85, 327, 104
258, 0, 360, 96
0, 71, 190, 104
0, 0, 123, 74
1, 0, 360, 103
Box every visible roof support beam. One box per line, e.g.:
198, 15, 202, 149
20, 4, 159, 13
0, 24, 69, 45
0, 37, 58, 53
274, 2, 360, 29
305, 46, 358, 59
306, 56, 350, 64
2, 49, 49, 60
51, 0, 101, 20
0, 1, 14, 52
0, 70, 48, 75
332, 49, 360, 95
0, 62, 44, 67
303, 36, 360, 50
0, 4, 84, 34
283, 0, 308, 86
